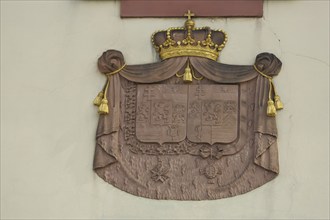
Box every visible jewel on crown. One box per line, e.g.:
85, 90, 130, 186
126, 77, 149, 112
151, 10, 228, 61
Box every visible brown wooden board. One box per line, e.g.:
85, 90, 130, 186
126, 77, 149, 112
121, 0, 263, 18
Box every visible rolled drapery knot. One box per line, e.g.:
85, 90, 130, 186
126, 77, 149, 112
93, 50, 126, 115
253, 53, 283, 117
255, 53, 282, 77
98, 50, 125, 74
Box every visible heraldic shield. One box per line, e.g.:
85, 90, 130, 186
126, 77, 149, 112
93, 14, 283, 200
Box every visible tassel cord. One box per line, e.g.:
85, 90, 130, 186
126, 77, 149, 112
105, 64, 127, 77
176, 72, 184, 78
253, 65, 274, 100
268, 78, 273, 101
103, 77, 110, 100
191, 67, 204, 81
271, 79, 279, 97
253, 65, 283, 116
94, 64, 126, 114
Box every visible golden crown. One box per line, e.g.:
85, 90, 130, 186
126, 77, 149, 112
151, 10, 228, 61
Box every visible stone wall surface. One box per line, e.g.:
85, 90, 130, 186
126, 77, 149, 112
1, 1, 329, 219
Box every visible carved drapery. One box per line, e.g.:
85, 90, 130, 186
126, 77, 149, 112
93, 50, 282, 200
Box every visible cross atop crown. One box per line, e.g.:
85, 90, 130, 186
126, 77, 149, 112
184, 10, 195, 20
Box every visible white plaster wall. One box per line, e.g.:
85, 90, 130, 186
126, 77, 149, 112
1, 1, 329, 219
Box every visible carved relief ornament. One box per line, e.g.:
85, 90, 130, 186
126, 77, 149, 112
92, 11, 283, 200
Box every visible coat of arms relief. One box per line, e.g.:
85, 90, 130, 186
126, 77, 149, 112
92, 12, 283, 200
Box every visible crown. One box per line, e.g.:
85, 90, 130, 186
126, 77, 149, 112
151, 10, 228, 61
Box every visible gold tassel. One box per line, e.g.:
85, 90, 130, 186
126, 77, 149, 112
253, 65, 284, 117
267, 100, 277, 117
98, 98, 109, 114
274, 95, 284, 110
267, 79, 277, 117
183, 62, 193, 83
93, 92, 104, 106
98, 79, 110, 114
